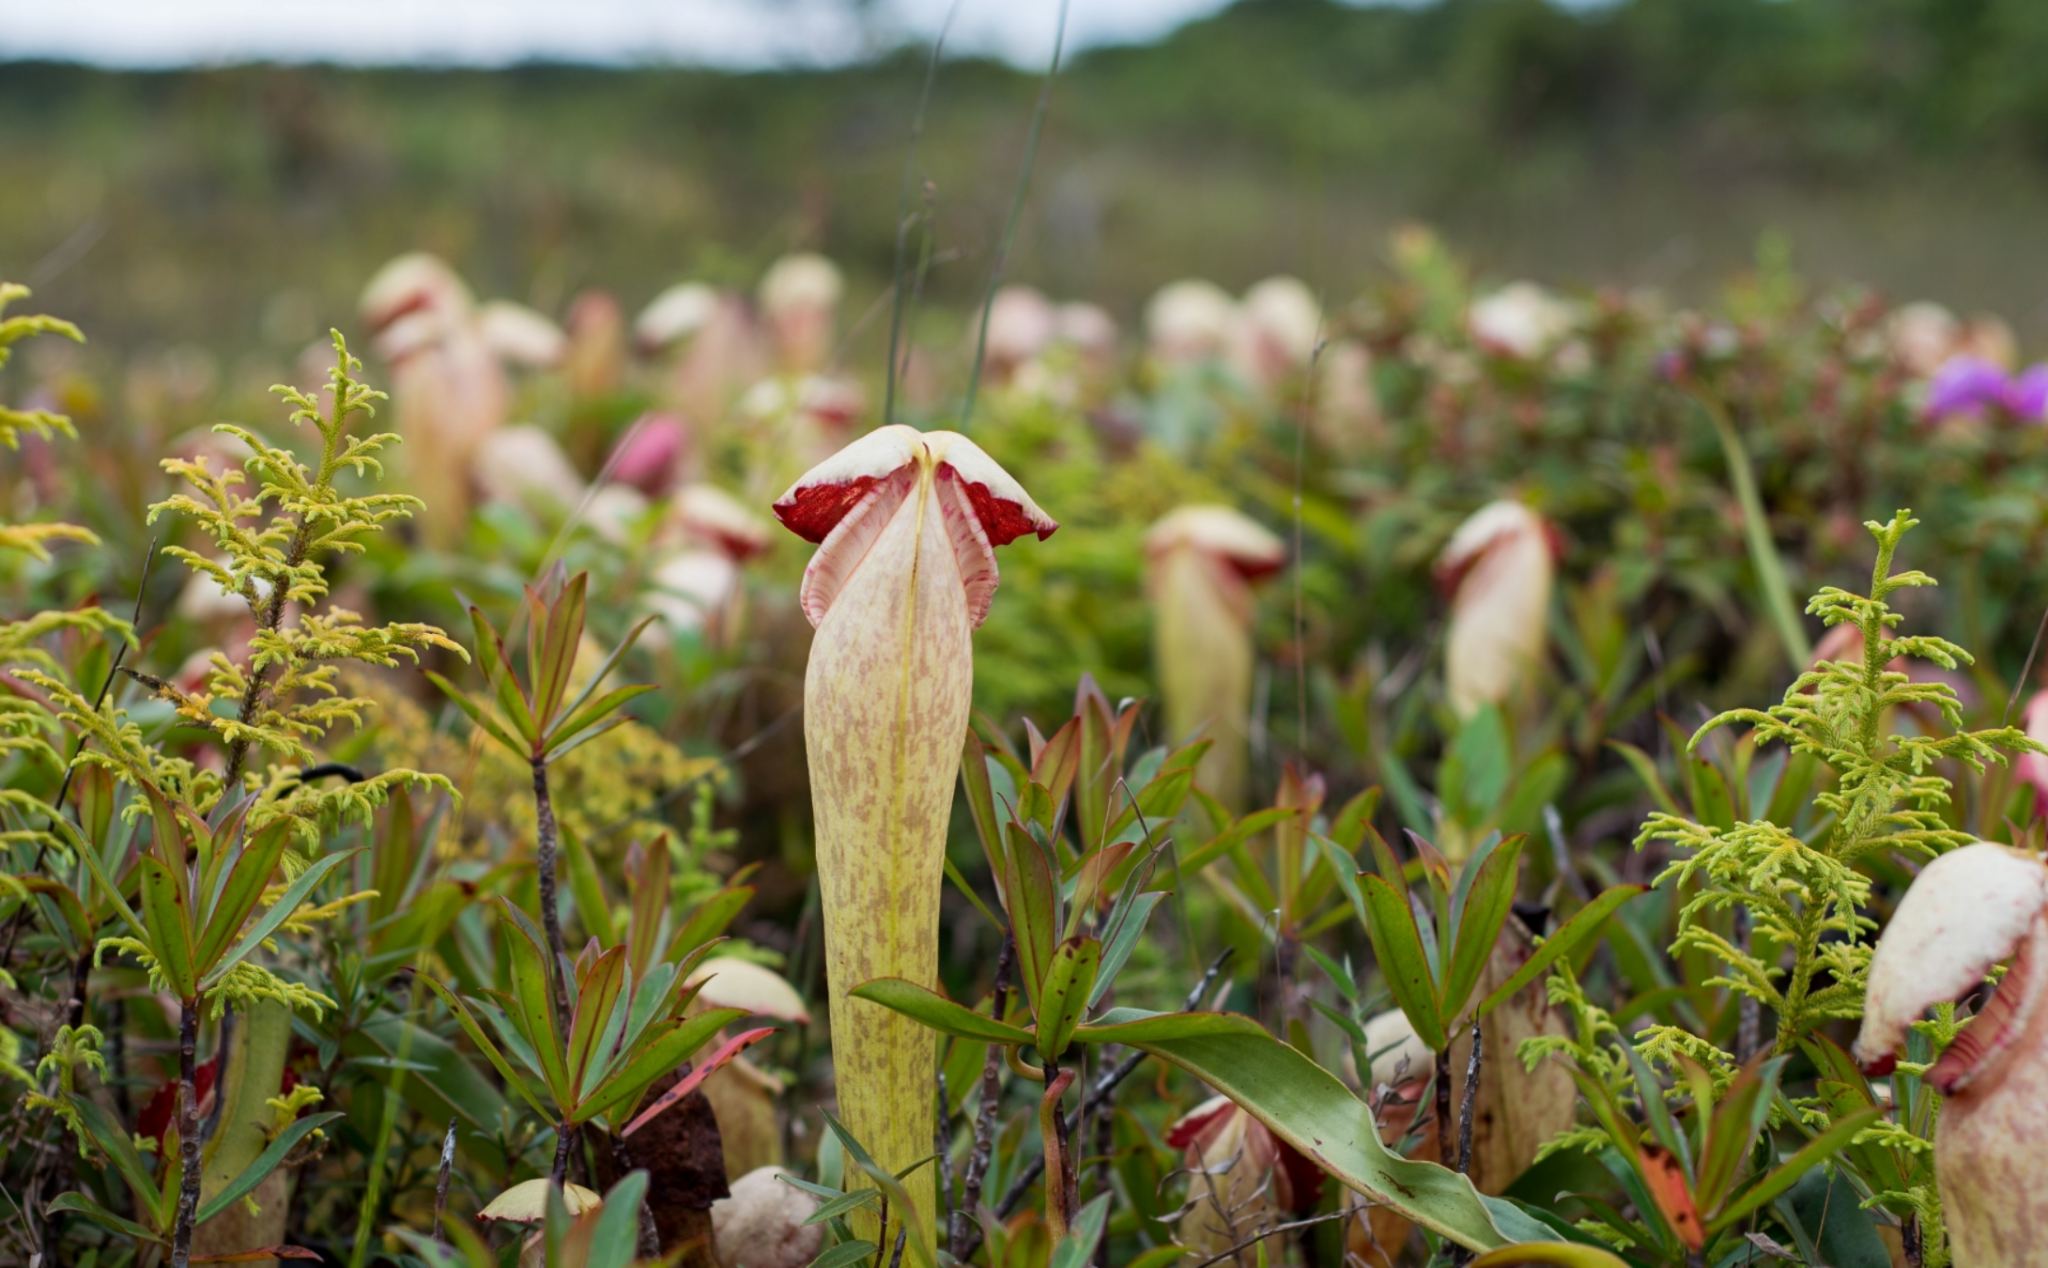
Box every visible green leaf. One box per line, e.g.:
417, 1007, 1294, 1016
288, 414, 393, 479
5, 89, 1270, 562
566, 946, 630, 1093
1443, 835, 1524, 1022
531, 572, 588, 728
1605, 740, 1681, 819
1090, 891, 1162, 1011
74, 1095, 174, 1228
1468, 1245, 1632, 1266
545, 712, 633, 762
46, 1191, 165, 1245
496, 903, 573, 1106
469, 604, 540, 747
203, 849, 361, 989
411, 971, 555, 1120
808, 1242, 880, 1267
1701, 397, 1812, 666
1049, 1192, 1113, 1268
554, 613, 654, 731
138, 856, 199, 999
1034, 937, 1101, 1060
961, 732, 1008, 888
819, 1111, 938, 1268
1476, 884, 1645, 1019
1696, 1057, 1782, 1215
1069, 1009, 1547, 1252
1359, 873, 1445, 1049
196, 1112, 344, 1224
1705, 1107, 1880, 1235
1442, 705, 1511, 826
577, 1008, 741, 1124
852, 978, 1037, 1047
424, 671, 525, 756
666, 868, 755, 961
562, 823, 617, 948
194, 821, 290, 976
546, 684, 654, 757
1006, 825, 1060, 1016
584, 1170, 648, 1268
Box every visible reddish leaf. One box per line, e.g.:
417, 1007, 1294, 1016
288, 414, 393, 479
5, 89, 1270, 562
621, 1027, 776, 1138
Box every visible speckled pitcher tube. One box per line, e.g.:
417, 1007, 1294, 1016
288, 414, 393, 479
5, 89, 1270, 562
773, 424, 1055, 1250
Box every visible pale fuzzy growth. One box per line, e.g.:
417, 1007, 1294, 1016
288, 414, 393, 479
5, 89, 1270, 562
759, 252, 843, 374
982, 284, 1058, 381
359, 252, 472, 331
1055, 301, 1119, 357
1853, 842, 2048, 1069
360, 258, 508, 544
666, 483, 773, 560
757, 252, 844, 317
1233, 274, 1321, 389
1887, 301, 1962, 378
471, 424, 586, 512
1146, 278, 1238, 366
710, 1168, 822, 1268
581, 484, 650, 546
645, 550, 742, 641
1437, 500, 1557, 720
775, 424, 1051, 1252
564, 289, 627, 399
1467, 281, 1575, 361
1145, 505, 1286, 808
635, 281, 721, 351
1312, 337, 1381, 454
475, 300, 567, 369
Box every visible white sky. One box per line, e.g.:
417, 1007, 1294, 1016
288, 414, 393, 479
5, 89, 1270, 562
0, 0, 1231, 68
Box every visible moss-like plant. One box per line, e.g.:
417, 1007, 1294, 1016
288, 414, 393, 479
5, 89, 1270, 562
1636, 510, 2031, 1058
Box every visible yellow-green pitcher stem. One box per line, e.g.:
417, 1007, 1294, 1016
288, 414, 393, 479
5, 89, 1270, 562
777, 424, 1055, 1255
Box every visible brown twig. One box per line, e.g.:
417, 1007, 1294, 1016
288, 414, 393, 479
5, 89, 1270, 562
1188, 1210, 1354, 1268
1455, 1020, 1480, 1175
971, 948, 1234, 1256
531, 757, 572, 1032
170, 1001, 202, 1268
951, 938, 1013, 1258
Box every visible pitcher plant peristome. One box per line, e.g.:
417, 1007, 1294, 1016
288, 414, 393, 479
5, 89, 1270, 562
774, 424, 1055, 1249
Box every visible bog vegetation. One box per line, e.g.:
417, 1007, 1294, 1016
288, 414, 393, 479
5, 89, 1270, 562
8, 151, 2048, 1268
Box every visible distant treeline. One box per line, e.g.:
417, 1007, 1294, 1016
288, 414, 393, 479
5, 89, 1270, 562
5, 0, 2048, 360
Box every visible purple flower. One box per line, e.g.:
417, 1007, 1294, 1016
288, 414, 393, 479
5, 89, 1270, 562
2002, 365, 2048, 422
1923, 356, 2048, 423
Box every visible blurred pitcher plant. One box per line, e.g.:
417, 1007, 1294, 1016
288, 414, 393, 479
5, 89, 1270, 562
1144, 504, 1286, 809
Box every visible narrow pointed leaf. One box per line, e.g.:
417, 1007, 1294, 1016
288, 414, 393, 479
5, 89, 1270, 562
203, 849, 360, 988
1360, 872, 1445, 1049
1476, 883, 1644, 1019
852, 977, 1037, 1047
